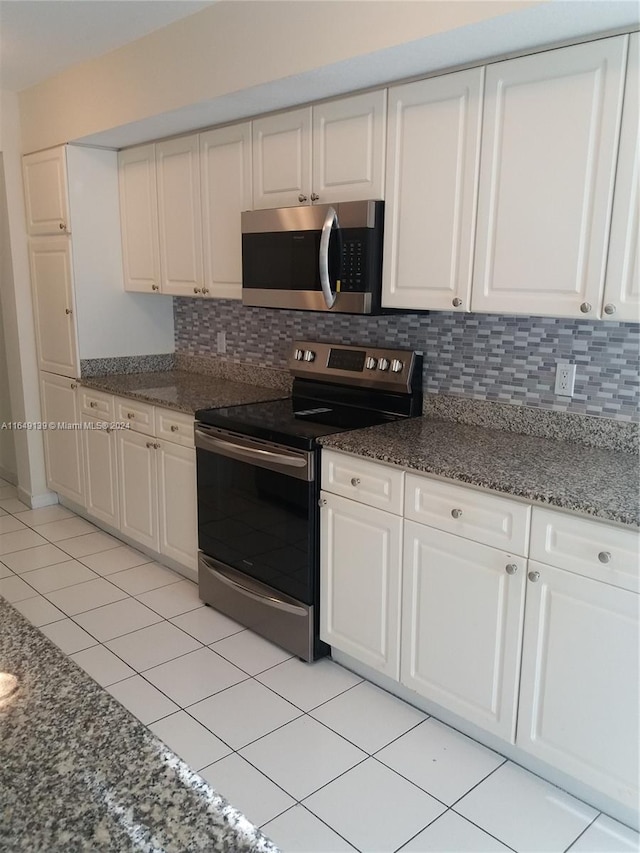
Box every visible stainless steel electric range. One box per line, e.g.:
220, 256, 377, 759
194, 341, 423, 661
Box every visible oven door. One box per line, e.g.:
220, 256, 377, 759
195, 424, 316, 605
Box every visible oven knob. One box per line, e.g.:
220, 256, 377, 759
365, 356, 378, 370
378, 358, 390, 371
294, 348, 304, 361
303, 350, 316, 362
390, 359, 403, 373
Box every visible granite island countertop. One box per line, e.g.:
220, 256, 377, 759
0, 599, 279, 853
319, 417, 640, 527
81, 370, 289, 415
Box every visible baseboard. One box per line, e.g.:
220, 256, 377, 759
16, 486, 59, 509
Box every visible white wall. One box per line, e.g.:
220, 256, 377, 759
0, 91, 52, 506
0, 200, 17, 481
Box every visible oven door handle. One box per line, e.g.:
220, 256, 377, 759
194, 426, 312, 479
200, 554, 308, 616
319, 205, 338, 309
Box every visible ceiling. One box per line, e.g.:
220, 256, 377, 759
0, 0, 215, 92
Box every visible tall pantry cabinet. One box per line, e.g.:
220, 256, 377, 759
23, 144, 174, 505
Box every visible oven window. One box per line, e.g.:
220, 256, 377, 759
197, 448, 316, 604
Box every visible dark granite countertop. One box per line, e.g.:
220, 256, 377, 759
82, 370, 289, 415
320, 417, 640, 527
0, 599, 279, 853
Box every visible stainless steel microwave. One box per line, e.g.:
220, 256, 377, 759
241, 200, 384, 314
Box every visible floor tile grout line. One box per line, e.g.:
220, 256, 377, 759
392, 808, 449, 853
448, 758, 509, 811
260, 802, 361, 851
563, 811, 602, 852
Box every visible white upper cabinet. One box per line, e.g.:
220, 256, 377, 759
200, 123, 252, 300
28, 236, 79, 377
118, 144, 161, 294
23, 146, 70, 236
252, 107, 312, 209
382, 68, 483, 311
603, 32, 639, 322
252, 92, 386, 209
472, 36, 628, 319
156, 134, 204, 296
312, 90, 386, 205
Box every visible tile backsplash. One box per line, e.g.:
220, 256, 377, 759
174, 299, 640, 422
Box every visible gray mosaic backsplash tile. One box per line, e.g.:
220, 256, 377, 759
174, 299, 640, 422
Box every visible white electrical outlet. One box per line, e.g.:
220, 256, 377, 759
554, 363, 576, 397
216, 330, 226, 354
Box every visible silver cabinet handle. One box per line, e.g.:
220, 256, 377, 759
598, 551, 612, 564
452, 298, 463, 308
89, 401, 97, 408
310, 192, 319, 202
350, 477, 360, 486
202, 287, 210, 295
451, 508, 463, 519
106, 426, 113, 434
603, 304, 616, 315
59, 222, 67, 231
151, 284, 159, 291
70, 382, 77, 390
528, 571, 540, 583
298, 193, 308, 203
154, 442, 160, 449
318, 498, 327, 507
505, 564, 518, 575
127, 412, 135, 419
170, 425, 179, 432
319, 206, 339, 309
580, 302, 592, 313
65, 308, 72, 315
193, 287, 202, 294
145, 441, 154, 449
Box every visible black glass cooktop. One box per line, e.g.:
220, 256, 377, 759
195, 398, 399, 450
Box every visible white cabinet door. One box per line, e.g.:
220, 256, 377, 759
518, 560, 639, 811
402, 520, 526, 741
117, 428, 158, 551
157, 440, 197, 570
40, 372, 84, 505
23, 146, 70, 235
603, 33, 639, 322
312, 90, 386, 204
472, 36, 627, 318
118, 144, 161, 294
252, 108, 312, 209
156, 135, 204, 295
320, 491, 402, 679
383, 68, 483, 311
200, 123, 252, 300
83, 418, 119, 528
29, 237, 79, 377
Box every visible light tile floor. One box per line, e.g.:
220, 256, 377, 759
1, 483, 638, 853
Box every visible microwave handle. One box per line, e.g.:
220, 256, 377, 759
319, 206, 338, 309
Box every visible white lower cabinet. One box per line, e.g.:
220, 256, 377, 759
320, 449, 639, 821
157, 440, 197, 570
39, 372, 84, 505
320, 490, 402, 679
83, 417, 119, 528
517, 560, 639, 811
401, 520, 526, 740
117, 427, 159, 552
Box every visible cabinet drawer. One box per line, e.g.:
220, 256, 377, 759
321, 450, 403, 515
405, 473, 530, 555
80, 388, 114, 420
116, 398, 154, 436
155, 408, 194, 448
530, 508, 640, 593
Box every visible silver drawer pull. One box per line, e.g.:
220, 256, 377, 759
451, 508, 463, 519
350, 477, 360, 487
170, 425, 179, 432
145, 441, 154, 449
528, 571, 540, 583
318, 498, 327, 507
505, 564, 518, 575
89, 401, 97, 408
598, 551, 612, 564
127, 412, 135, 419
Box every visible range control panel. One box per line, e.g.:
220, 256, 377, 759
289, 340, 421, 393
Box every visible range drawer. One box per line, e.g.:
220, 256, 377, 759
321, 450, 404, 515
115, 397, 154, 436
80, 387, 114, 420
155, 408, 195, 448
405, 473, 531, 555
530, 507, 640, 593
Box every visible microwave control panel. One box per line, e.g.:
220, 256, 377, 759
340, 239, 365, 291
